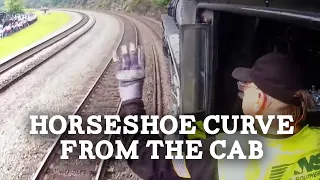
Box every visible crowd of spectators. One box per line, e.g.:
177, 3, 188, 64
0, 13, 37, 39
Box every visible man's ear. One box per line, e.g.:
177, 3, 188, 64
254, 90, 268, 114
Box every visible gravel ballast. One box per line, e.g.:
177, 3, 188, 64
0, 10, 122, 180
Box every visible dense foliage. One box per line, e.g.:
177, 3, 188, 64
153, 0, 169, 6
21, 0, 169, 19
23, 0, 169, 8
5, 0, 24, 13
24, 0, 86, 7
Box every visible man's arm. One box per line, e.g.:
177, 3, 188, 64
119, 99, 180, 180
114, 43, 218, 180
119, 99, 218, 180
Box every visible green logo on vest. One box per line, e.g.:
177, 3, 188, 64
269, 153, 320, 180
294, 153, 320, 175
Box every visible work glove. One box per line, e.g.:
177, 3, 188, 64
114, 42, 145, 102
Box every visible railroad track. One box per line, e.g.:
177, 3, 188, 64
131, 14, 162, 38
30, 13, 137, 180
0, 11, 94, 92
31, 11, 163, 180
109, 11, 163, 116
137, 14, 180, 115
132, 15, 163, 116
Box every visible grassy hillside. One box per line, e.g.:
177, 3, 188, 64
0, 11, 71, 59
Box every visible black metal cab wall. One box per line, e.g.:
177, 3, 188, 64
178, 2, 320, 128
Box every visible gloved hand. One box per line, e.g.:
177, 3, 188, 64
114, 42, 145, 102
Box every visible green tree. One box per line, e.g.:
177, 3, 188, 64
153, 0, 170, 6
5, 0, 24, 13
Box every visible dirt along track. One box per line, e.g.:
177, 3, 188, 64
0, 10, 123, 180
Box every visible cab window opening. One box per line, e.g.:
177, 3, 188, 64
210, 11, 320, 128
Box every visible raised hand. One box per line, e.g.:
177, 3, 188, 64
114, 42, 145, 102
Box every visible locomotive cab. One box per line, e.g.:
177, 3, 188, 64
174, 1, 320, 130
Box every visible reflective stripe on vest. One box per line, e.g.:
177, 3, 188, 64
171, 152, 191, 178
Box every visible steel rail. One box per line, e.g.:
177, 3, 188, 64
0, 11, 87, 75
0, 11, 95, 93
31, 12, 138, 180
111, 12, 163, 116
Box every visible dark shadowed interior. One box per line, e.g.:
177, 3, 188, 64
213, 12, 320, 127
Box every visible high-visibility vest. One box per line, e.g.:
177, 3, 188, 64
217, 125, 320, 180
187, 121, 207, 140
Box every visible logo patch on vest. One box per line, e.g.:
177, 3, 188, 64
269, 153, 320, 180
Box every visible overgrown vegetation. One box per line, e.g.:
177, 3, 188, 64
153, 0, 169, 6
4, 0, 24, 13
22, 0, 169, 19
127, 0, 162, 13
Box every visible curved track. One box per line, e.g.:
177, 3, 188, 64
0, 11, 93, 92
31, 11, 163, 180
111, 12, 163, 116
134, 15, 163, 116
31, 13, 137, 180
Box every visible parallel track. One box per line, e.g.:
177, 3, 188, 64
31, 12, 140, 180
0, 11, 93, 92
111, 12, 163, 116
136, 16, 163, 116
139, 14, 180, 111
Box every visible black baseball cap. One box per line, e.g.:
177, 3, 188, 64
232, 52, 304, 106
